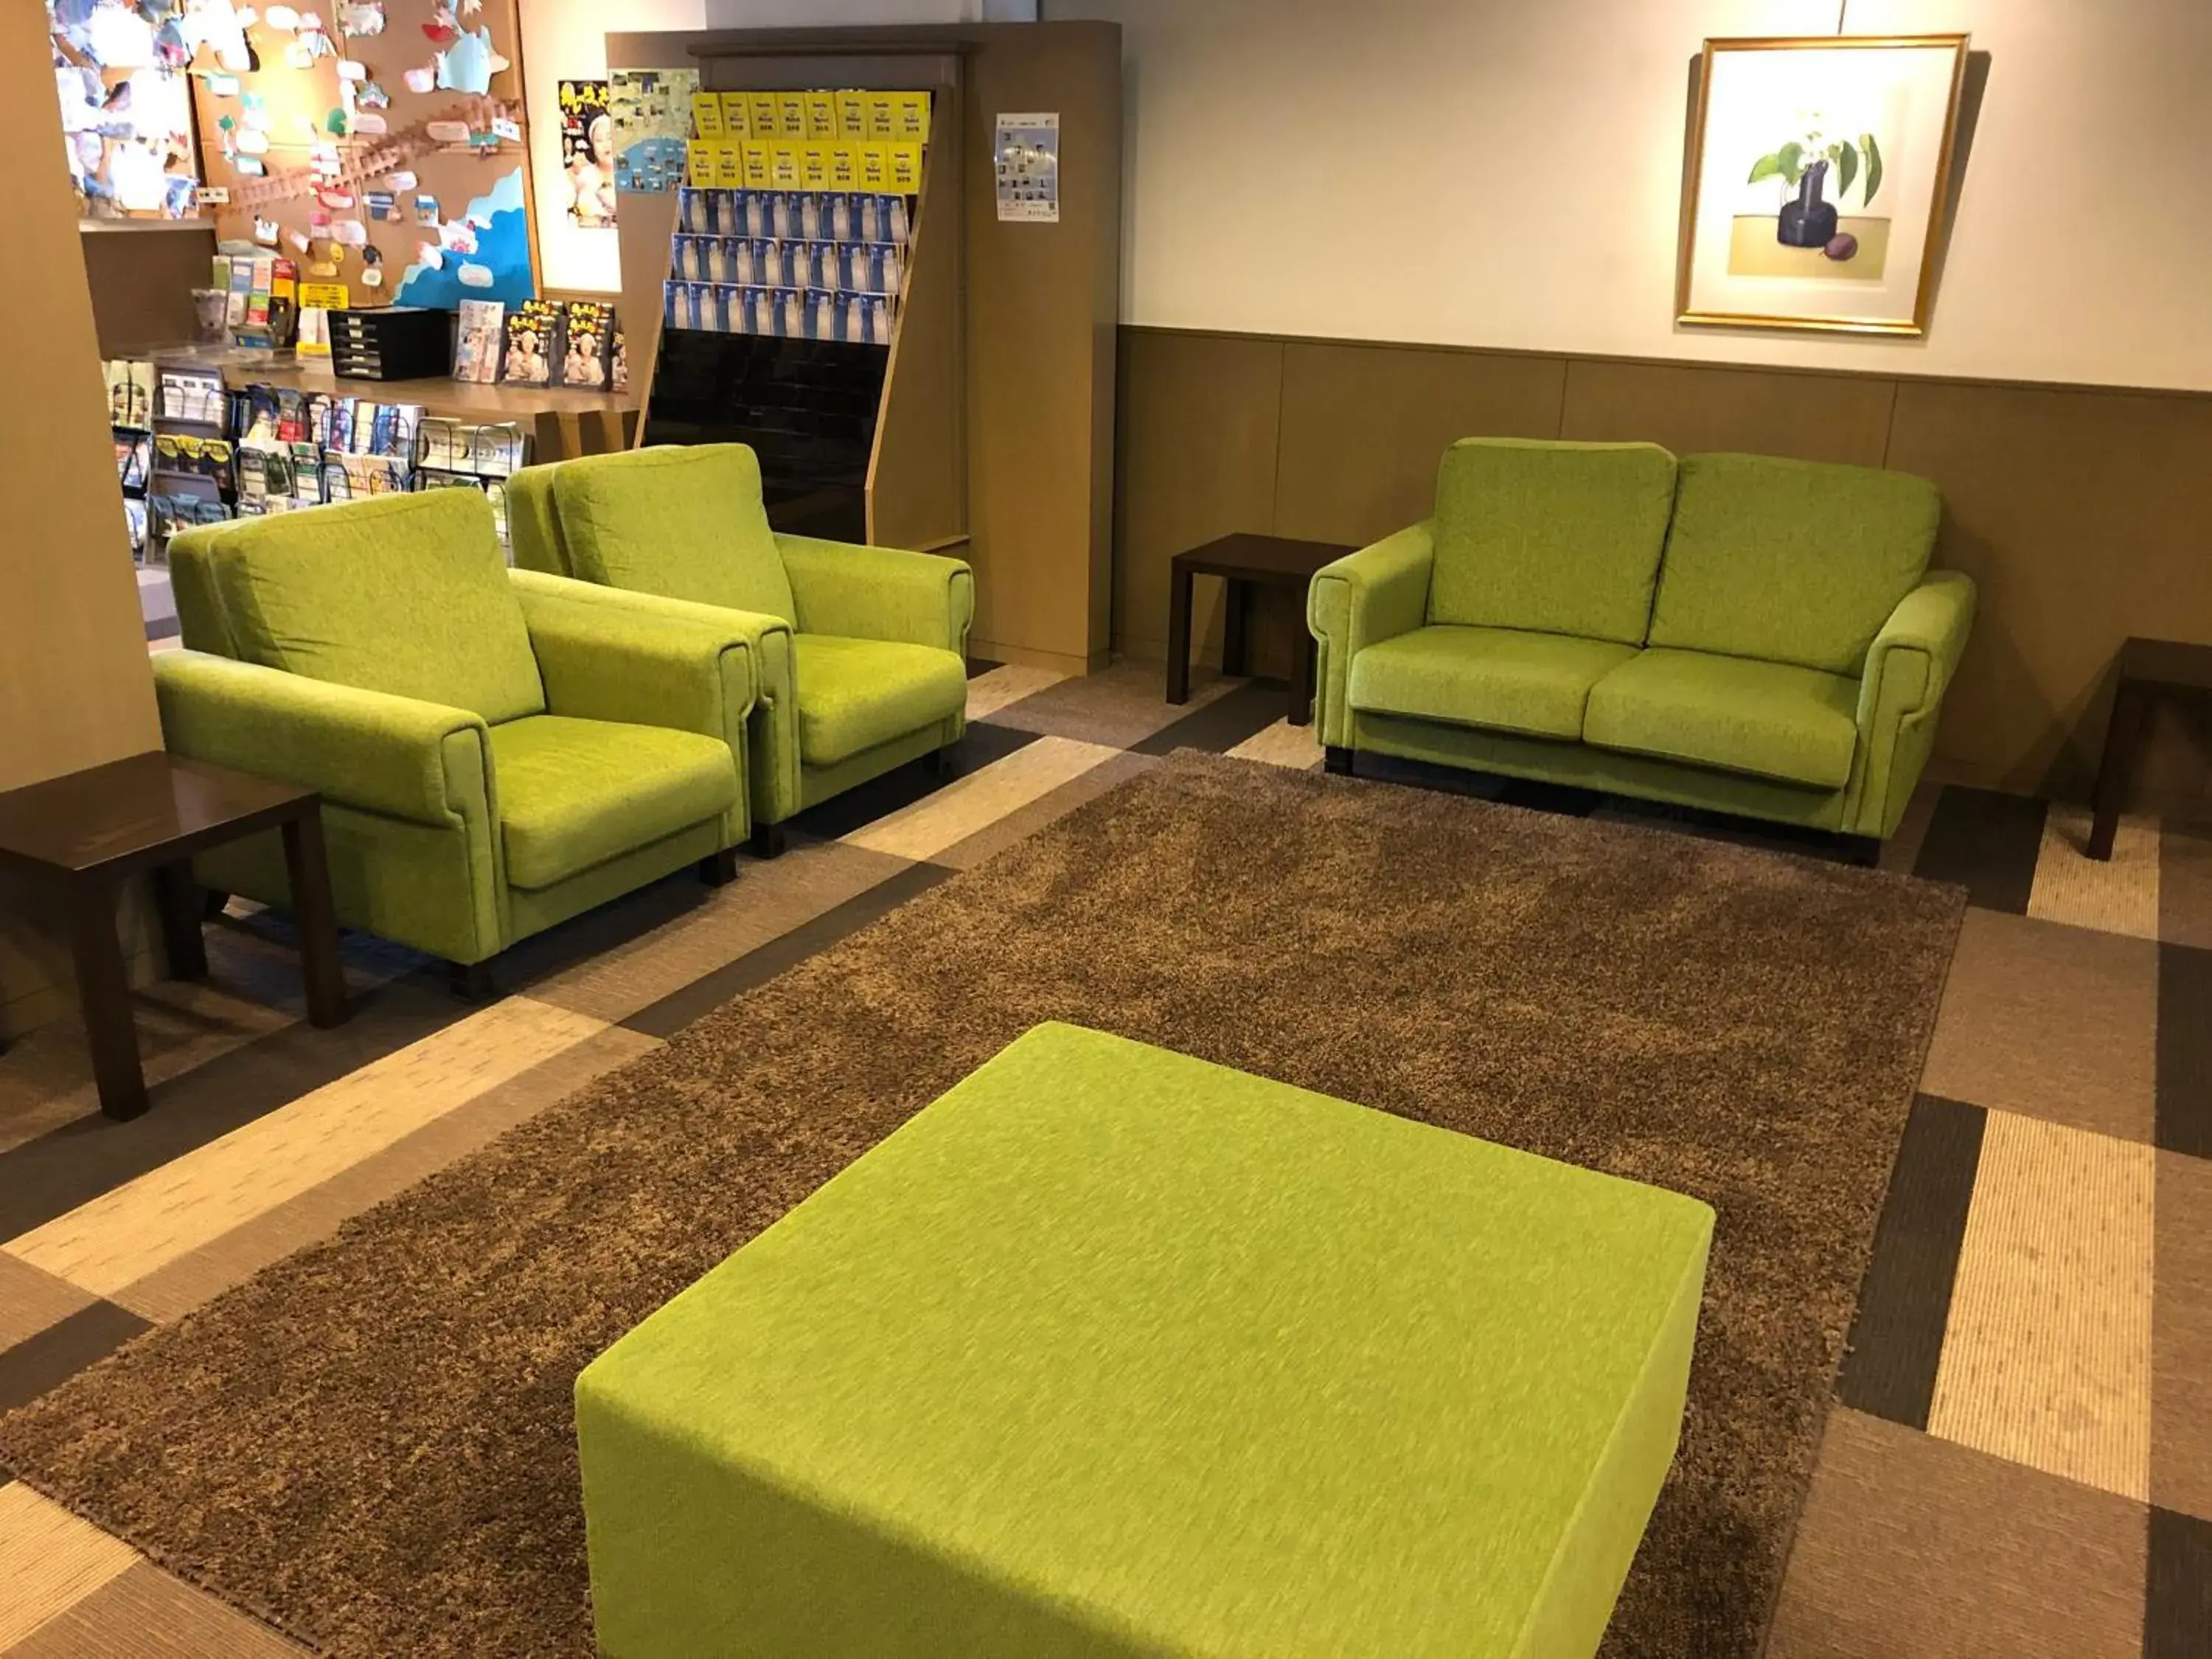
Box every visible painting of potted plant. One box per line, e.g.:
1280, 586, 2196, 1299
1748, 115, 1884, 260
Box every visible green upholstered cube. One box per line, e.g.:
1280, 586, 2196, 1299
1349, 624, 1639, 740
1428, 438, 1678, 644
551, 444, 798, 624
575, 1023, 1714, 1659
1649, 452, 1940, 674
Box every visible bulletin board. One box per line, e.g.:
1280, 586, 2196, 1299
186, 0, 540, 311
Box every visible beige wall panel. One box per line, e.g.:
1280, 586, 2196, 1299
1887, 380, 2212, 806
79, 226, 218, 358
1559, 358, 1896, 467
1273, 342, 1568, 549
1111, 330, 1284, 663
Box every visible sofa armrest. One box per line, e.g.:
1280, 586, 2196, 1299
776, 534, 975, 654
1848, 570, 1977, 838
1307, 522, 1437, 748
153, 649, 491, 828
505, 465, 569, 577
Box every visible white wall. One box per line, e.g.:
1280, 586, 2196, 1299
1060, 0, 2212, 392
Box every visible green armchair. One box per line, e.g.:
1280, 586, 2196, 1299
158, 489, 758, 987
1310, 440, 1975, 853
507, 444, 973, 855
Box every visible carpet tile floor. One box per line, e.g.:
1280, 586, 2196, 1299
0, 658, 2207, 1657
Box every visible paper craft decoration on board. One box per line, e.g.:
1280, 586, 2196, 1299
993, 111, 1059, 223
1678, 35, 1971, 335
560, 78, 616, 227
48, 0, 205, 220
393, 166, 535, 307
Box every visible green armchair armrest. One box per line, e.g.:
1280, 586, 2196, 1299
505, 465, 569, 578
1307, 521, 1437, 750
1848, 569, 1978, 838
776, 534, 975, 653
152, 649, 492, 828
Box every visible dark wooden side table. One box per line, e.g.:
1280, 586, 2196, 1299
1166, 534, 1354, 727
2088, 637, 2212, 860
0, 752, 348, 1120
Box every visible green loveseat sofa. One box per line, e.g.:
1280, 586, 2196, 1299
1310, 439, 1975, 855
509, 444, 973, 857
157, 489, 759, 990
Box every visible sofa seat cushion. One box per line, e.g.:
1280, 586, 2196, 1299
551, 444, 798, 625
1429, 439, 1679, 644
1349, 625, 1638, 740
1584, 650, 1860, 790
490, 715, 740, 890
793, 635, 967, 768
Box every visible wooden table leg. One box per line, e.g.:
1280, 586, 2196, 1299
282, 807, 349, 1028
69, 876, 147, 1121
1166, 561, 1194, 705
1287, 616, 1316, 727
152, 858, 209, 982
1221, 580, 1249, 678
2087, 680, 2148, 860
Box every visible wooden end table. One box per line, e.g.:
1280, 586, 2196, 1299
2087, 637, 2212, 860
0, 752, 348, 1120
1166, 534, 1354, 727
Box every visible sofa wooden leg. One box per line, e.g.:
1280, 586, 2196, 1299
748, 821, 787, 860
1840, 834, 1882, 869
699, 847, 740, 887
1324, 746, 1354, 776
922, 745, 954, 779
448, 959, 497, 1003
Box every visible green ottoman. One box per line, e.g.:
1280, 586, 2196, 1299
575, 1023, 1714, 1658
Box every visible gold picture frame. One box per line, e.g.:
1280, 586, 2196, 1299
1677, 34, 1971, 336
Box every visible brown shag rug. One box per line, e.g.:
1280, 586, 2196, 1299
0, 754, 1963, 1657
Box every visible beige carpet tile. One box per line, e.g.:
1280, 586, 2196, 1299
1927, 1110, 2154, 1500
523, 841, 912, 1023
982, 657, 1242, 748
1224, 717, 1324, 770
964, 663, 1068, 721
1767, 1407, 2147, 1659
1919, 908, 2160, 1142
110, 1026, 660, 1326
2153, 1150, 2212, 1521
0, 1484, 141, 1650
2028, 804, 2163, 940
0, 1560, 307, 1658
842, 737, 1124, 861
0, 1254, 97, 1352
933, 751, 1161, 873
4, 998, 606, 1300
2161, 825, 2212, 949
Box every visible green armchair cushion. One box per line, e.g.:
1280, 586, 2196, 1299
192, 490, 546, 725
550, 445, 797, 625
793, 636, 968, 769
1349, 625, 1638, 740
1430, 439, 1678, 644
1584, 649, 1860, 790
487, 714, 740, 890
1649, 453, 1940, 674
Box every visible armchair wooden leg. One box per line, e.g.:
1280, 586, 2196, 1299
1324, 746, 1354, 776
748, 821, 787, 860
922, 745, 955, 779
1840, 834, 1882, 869
448, 959, 497, 1003
699, 847, 740, 887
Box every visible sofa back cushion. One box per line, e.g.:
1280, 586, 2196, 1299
1428, 439, 1679, 644
1649, 453, 1941, 674
551, 443, 796, 624
214, 489, 545, 723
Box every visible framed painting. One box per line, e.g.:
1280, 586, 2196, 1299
1678, 35, 1971, 335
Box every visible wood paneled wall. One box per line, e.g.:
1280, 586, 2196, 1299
1115, 325, 2212, 816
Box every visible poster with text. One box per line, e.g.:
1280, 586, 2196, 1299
560, 78, 616, 227
993, 112, 1059, 223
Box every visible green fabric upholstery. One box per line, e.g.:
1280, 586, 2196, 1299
487, 715, 739, 891
577, 1023, 1713, 1659
1585, 649, 1860, 789
504, 463, 570, 578
1649, 453, 1940, 673
792, 636, 967, 768
1429, 439, 1677, 644
1349, 625, 1638, 740
1846, 571, 1978, 839
166, 528, 237, 656
549, 444, 797, 623
195, 490, 546, 724
1308, 522, 1436, 751
781, 535, 975, 652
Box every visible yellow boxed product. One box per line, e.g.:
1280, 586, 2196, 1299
775, 91, 807, 137
892, 90, 931, 140
719, 92, 751, 136
741, 139, 771, 189
803, 91, 838, 138
886, 139, 924, 191
857, 142, 891, 189
834, 90, 869, 138
863, 91, 898, 138
712, 141, 745, 189
746, 91, 779, 133
686, 139, 715, 187
769, 142, 803, 187
690, 92, 723, 138
799, 143, 832, 187
827, 143, 860, 189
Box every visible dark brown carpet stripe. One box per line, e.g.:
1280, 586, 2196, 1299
0, 1302, 151, 1413
1912, 785, 2048, 914
1131, 678, 1295, 755
785, 723, 1039, 841
2146, 1506, 2212, 1659
1836, 1093, 1986, 1429
2156, 942, 2212, 1159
